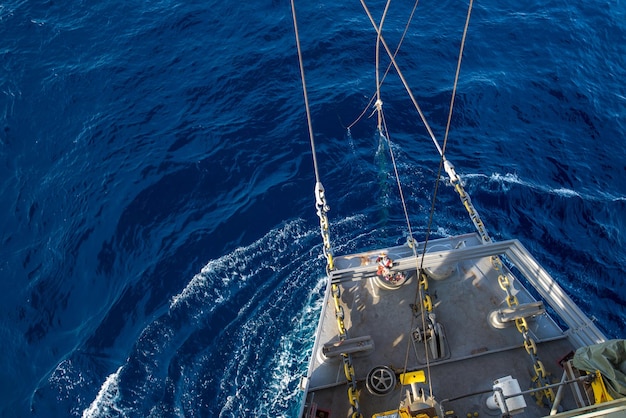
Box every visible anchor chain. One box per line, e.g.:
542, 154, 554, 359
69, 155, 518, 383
291, 2, 359, 413
443, 148, 554, 404
315, 182, 335, 275
331, 283, 363, 418
444, 160, 491, 244
492, 256, 555, 406
316, 183, 362, 417
445, 155, 555, 406
418, 269, 433, 312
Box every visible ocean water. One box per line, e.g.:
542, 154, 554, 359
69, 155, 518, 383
1, 0, 624, 416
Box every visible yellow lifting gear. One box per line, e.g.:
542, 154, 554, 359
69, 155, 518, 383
372, 372, 430, 418
590, 370, 614, 404
399, 370, 426, 385
373, 408, 433, 418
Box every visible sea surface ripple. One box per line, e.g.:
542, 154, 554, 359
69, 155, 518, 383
0, 0, 624, 416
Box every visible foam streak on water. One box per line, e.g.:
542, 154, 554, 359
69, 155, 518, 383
72, 220, 322, 417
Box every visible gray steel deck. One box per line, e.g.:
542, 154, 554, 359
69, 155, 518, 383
301, 233, 608, 417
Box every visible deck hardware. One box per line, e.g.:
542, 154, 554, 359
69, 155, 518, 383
489, 301, 546, 329
322, 336, 374, 358
366, 366, 397, 396
491, 256, 555, 405
413, 313, 447, 360
485, 375, 527, 415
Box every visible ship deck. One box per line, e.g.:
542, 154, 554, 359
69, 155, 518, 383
301, 233, 608, 418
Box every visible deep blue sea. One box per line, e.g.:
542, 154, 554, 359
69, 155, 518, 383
1, 0, 624, 416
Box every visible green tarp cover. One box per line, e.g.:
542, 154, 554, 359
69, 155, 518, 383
572, 339, 626, 399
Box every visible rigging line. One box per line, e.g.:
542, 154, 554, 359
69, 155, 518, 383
290, 0, 320, 185
346, 93, 377, 131
347, 0, 420, 131
380, 0, 421, 88
375, 0, 392, 131
363, 1, 475, 405
360, 1, 438, 399
404, 4, 476, 404
381, 116, 414, 257
418, 0, 475, 269
381, 112, 435, 401
442, 0, 474, 155
359, 0, 444, 157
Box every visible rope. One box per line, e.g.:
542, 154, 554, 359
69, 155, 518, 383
411, 2, 477, 404
293, 1, 487, 415
347, 0, 420, 131
433, 0, 492, 245
437, 0, 492, 244
378, 85, 439, 412
291, 2, 358, 415
360, 0, 482, 407
442, 0, 474, 156
290, 0, 320, 185
290, 0, 336, 273
375, 0, 392, 131
360, 0, 437, 401
359, 0, 443, 157
381, 124, 414, 256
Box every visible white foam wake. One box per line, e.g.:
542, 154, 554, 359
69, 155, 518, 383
81, 219, 318, 417
82, 367, 123, 418
461, 171, 624, 201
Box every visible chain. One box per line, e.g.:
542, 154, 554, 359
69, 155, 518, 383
418, 269, 433, 312
446, 157, 555, 405
492, 256, 555, 405
330, 283, 363, 418
316, 182, 361, 416
315, 182, 335, 275
444, 160, 491, 244
318, 180, 360, 417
